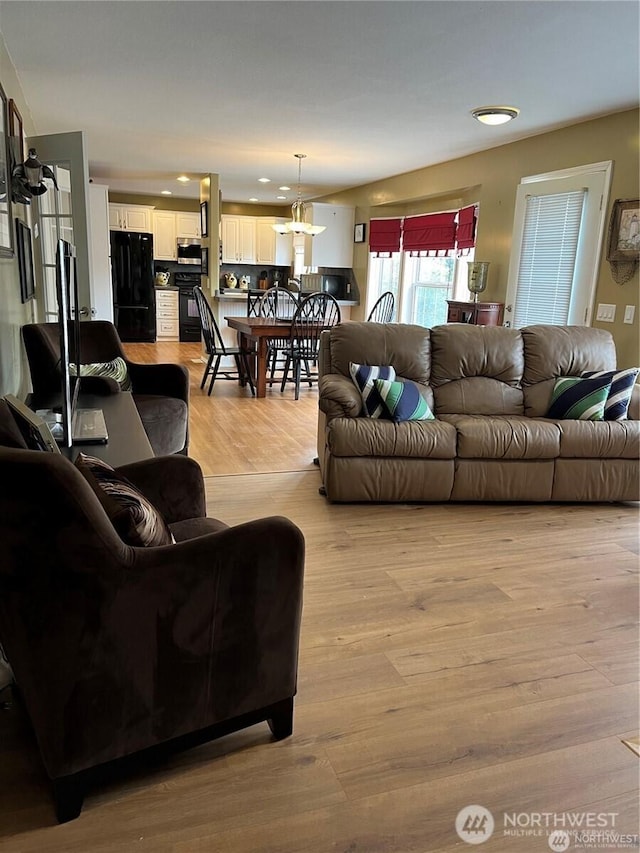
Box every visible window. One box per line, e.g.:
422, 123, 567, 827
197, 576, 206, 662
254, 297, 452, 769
505, 162, 612, 327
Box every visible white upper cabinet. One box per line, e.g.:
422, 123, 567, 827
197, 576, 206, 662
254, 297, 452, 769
176, 212, 201, 239
303, 203, 355, 268
153, 211, 177, 260
256, 218, 293, 266
108, 203, 153, 233
221, 215, 256, 264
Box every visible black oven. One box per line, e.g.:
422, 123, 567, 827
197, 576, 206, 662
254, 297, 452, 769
175, 273, 202, 342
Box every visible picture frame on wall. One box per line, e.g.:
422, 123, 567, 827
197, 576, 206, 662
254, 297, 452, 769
354, 222, 366, 243
201, 246, 209, 276
200, 201, 208, 238
607, 198, 640, 261
16, 219, 35, 302
0, 81, 13, 258
7, 99, 24, 198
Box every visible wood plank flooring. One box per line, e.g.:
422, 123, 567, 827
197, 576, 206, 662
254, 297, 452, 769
0, 343, 638, 851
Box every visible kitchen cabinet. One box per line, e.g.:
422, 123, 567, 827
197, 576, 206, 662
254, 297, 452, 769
446, 300, 504, 326
303, 203, 354, 269
256, 218, 292, 266
176, 212, 201, 239
155, 288, 179, 340
153, 211, 177, 261
108, 203, 153, 233
221, 215, 256, 264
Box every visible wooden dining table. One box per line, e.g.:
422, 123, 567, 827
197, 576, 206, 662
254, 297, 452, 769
225, 315, 295, 398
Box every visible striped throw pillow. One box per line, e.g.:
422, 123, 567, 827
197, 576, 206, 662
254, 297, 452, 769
546, 376, 612, 421
582, 368, 639, 420
75, 453, 174, 547
70, 357, 132, 390
349, 362, 396, 418
374, 378, 435, 423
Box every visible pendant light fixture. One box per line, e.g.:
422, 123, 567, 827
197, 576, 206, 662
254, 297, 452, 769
272, 154, 326, 236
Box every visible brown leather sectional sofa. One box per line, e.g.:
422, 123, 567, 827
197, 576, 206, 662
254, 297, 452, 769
317, 323, 640, 503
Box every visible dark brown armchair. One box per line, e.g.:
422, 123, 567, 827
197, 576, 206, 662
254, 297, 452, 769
22, 320, 189, 455
0, 400, 305, 823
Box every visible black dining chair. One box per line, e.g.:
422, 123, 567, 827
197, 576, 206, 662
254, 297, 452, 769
280, 292, 341, 400
367, 291, 395, 323
257, 287, 300, 387
193, 286, 255, 397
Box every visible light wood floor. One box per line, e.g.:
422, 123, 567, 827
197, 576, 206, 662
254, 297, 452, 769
1, 344, 638, 852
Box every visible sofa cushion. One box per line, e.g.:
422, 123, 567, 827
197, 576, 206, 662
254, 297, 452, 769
374, 378, 435, 422
582, 368, 639, 420
556, 419, 640, 459
349, 362, 396, 418
547, 376, 611, 420
75, 452, 174, 547
329, 322, 431, 384
440, 415, 560, 459
326, 416, 457, 459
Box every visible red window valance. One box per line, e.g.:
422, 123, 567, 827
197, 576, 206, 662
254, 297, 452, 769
402, 213, 457, 253
456, 205, 476, 249
369, 218, 402, 254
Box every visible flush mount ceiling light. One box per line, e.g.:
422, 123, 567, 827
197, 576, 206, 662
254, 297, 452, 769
176, 175, 191, 183
273, 154, 326, 236
161, 190, 172, 195
471, 106, 520, 126
258, 177, 271, 183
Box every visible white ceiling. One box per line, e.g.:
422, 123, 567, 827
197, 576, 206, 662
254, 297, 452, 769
1, 1, 638, 206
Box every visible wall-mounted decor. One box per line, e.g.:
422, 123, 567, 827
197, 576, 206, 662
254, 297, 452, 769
201, 246, 209, 276
0, 81, 13, 257
200, 201, 208, 238
607, 198, 639, 284
354, 222, 366, 243
16, 219, 35, 302
8, 99, 24, 204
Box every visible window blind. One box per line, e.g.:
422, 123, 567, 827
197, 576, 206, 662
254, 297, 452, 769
369, 218, 402, 254
513, 189, 586, 327
456, 205, 476, 250
402, 213, 457, 254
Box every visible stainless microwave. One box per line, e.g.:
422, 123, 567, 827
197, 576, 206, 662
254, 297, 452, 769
177, 238, 201, 265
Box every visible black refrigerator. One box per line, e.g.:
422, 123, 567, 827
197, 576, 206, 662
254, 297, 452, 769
110, 231, 156, 342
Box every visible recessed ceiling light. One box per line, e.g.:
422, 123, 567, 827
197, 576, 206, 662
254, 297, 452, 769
176, 175, 191, 183
276, 195, 287, 200
161, 190, 172, 195
279, 185, 291, 192
258, 177, 271, 183
471, 106, 520, 125
249, 197, 259, 202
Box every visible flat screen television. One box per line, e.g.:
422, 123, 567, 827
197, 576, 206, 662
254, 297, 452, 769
55, 238, 81, 448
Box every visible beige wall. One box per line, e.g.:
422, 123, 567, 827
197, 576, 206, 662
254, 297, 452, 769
318, 109, 640, 368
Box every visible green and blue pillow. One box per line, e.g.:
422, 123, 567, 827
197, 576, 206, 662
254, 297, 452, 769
349, 362, 396, 418
374, 378, 435, 423
582, 368, 638, 420
546, 375, 612, 421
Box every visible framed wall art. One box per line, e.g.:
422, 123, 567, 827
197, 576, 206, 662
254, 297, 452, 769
7, 99, 24, 195
607, 198, 640, 261
0, 82, 13, 257
200, 201, 208, 238
354, 222, 366, 243
201, 246, 209, 276
16, 219, 35, 302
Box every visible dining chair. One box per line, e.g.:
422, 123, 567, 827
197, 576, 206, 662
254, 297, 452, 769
193, 286, 255, 397
257, 287, 300, 386
280, 292, 341, 400
367, 291, 395, 323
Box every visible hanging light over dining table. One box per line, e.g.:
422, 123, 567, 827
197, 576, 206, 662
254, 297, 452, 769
272, 154, 326, 236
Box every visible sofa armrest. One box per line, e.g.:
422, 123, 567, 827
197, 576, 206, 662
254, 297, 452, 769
127, 362, 189, 403
116, 455, 206, 522
318, 374, 362, 420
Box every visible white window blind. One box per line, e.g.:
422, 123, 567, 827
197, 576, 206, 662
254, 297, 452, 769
513, 190, 586, 327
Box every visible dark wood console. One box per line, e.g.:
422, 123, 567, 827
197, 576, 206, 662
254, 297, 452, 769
446, 300, 504, 326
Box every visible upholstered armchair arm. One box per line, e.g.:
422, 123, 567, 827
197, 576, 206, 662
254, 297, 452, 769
116, 455, 206, 522
79, 375, 122, 395
127, 361, 189, 403
318, 374, 361, 420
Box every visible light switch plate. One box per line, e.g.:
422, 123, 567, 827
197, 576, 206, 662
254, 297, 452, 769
624, 305, 635, 324
596, 303, 616, 322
